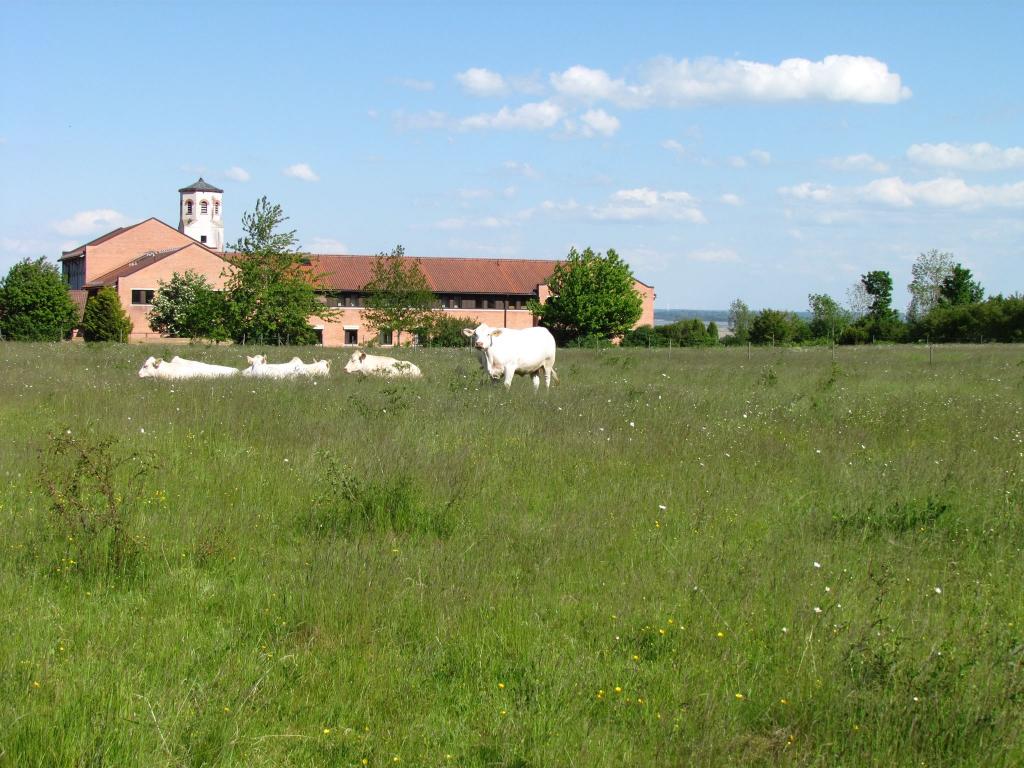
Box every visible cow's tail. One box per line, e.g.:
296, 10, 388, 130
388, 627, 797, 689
550, 365, 560, 384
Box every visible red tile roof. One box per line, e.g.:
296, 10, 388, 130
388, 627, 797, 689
304, 254, 564, 295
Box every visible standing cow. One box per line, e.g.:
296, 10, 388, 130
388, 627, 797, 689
462, 323, 558, 391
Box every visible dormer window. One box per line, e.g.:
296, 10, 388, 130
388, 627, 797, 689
186, 200, 193, 215
200, 200, 208, 215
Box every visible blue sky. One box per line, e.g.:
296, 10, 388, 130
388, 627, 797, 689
1, 0, 1021, 310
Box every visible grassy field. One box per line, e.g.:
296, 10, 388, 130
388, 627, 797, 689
1, 341, 1022, 767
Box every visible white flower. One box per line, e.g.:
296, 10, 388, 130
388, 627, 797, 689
813, 607, 822, 614
813, 562, 822, 569
658, 504, 667, 510
139, 428, 145, 434
934, 587, 942, 594
629, 421, 635, 428
781, 627, 788, 633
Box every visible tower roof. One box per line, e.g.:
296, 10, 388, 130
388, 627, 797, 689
178, 177, 223, 194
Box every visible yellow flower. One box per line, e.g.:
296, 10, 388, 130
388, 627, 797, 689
323, 728, 331, 734
734, 693, 745, 700
716, 631, 725, 638
498, 682, 505, 689
779, 698, 789, 705
32, 681, 40, 688
614, 686, 622, 694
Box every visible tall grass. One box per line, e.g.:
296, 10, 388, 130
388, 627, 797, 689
1, 342, 1022, 766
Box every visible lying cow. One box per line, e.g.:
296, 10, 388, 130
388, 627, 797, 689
138, 356, 239, 380
296, 358, 331, 377
462, 324, 558, 391
242, 355, 303, 379
344, 351, 422, 378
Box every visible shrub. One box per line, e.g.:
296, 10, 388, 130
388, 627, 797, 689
416, 314, 477, 347
81, 287, 132, 342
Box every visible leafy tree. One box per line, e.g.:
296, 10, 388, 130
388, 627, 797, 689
222, 197, 323, 345
808, 293, 851, 341
528, 247, 642, 343
658, 317, 715, 346
939, 264, 984, 307
0, 257, 78, 341
749, 309, 808, 344
362, 245, 439, 346
706, 321, 719, 341
147, 270, 227, 340
728, 299, 753, 342
907, 249, 955, 321
81, 287, 132, 342
858, 270, 903, 341
912, 294, 1024, 342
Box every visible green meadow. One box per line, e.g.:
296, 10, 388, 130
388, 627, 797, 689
1, 342, 1022, 767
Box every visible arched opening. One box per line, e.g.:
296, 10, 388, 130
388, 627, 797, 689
214, 200, 220, 216
200, 200, 208, 215
185, 200, 193, 216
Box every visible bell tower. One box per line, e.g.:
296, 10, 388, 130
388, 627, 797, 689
178, 178, 224, 251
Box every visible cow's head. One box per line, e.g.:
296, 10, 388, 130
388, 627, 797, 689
246, 354, 267, 366
344, 351, 366, 373
462, 323, 502, 350
138, 357, 162, 378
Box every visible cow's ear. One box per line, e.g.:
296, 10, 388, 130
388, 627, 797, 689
491, 329, 503, 337
247, 356, 255, 365
359, 352, 366, 361
462, 328, 474, 337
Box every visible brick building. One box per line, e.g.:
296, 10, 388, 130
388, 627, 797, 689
60, 180, 655, 345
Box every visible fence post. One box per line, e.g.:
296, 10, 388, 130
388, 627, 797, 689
747, 342, 751, 361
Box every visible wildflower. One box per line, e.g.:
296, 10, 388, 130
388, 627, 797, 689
323, 728, 331, 735
614, 686, 622, 694
814, 607, 822, 614
716, 631, 725, 638
498, 682, 505, 689
32, 681, 40, 688
779, 698, 789, 705
813, 561, 822, 569
934, 587, 942, 594
781, 627, 788, 633
658, 504, 667, 510
735, 693, 745, 700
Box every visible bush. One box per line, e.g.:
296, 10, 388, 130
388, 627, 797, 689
749, 309, 809, 344
621, 325, 667, 347
81, 287, 132, 342
0, 257, 78, 341
147, 270, 228, 340
909, 295, 1024, 343
416, 314, 477, 347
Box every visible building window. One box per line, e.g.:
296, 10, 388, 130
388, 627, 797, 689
200, 235, 207, 244
344, 328, 358, 345
378, 329, 393, 346
186, 200, 193, 215
131, 289, 156, 305
214, 200, 220, 216
200, 200, 208, 215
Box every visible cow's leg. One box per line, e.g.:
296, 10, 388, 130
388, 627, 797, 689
503, 367, 516, 389
532, 372, 541, 392
543, 363, 553, 389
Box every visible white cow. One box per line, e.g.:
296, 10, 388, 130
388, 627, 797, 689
295, 358, 331, 377
461, 323, 558, 391
242, 355, 303, 379
344, 351, 422, 378
138, 356, 239, 380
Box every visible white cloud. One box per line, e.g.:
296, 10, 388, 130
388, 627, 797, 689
907, 142, 1024, 171
593, 188, 706, 223
827, 153, 888, 173
435, 215, 513, 230
283, 163, 320, 182
579, 108, 620, 137
53, 209, 126, 237
461, 100, 564, 130
720, 193, 743, 206
1, 236, 54, 255
502, 160, 540, 178
549, 54, 910, 107
224, 166, 251, 182
394, 110, 449, 130
688, 247, 740, 263
456, 68, 506, 96
661, 139, 686, 155
306, 237, 348, 253
782, 175, 1024, 209
643, 55, 910, 105
779, 182, 836, 202
397, 77, 435, 92
750, 149, 772, 165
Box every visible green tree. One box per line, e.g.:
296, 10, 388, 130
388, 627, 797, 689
0, 257, 78, 341
81, 287, 132, 342
147, 270, 227, 340
222, 197, 323, 345
808, 293, 851, 341
749, 309, 808, 344
728, 299, 753, 342
939, 264, 984, 307
858, 270, 903, 341
529, 247, 642, 343
706, 321, 719, 342
362, 245, 439, 346
907, 249, 955, 321
620, 324, 667, 347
